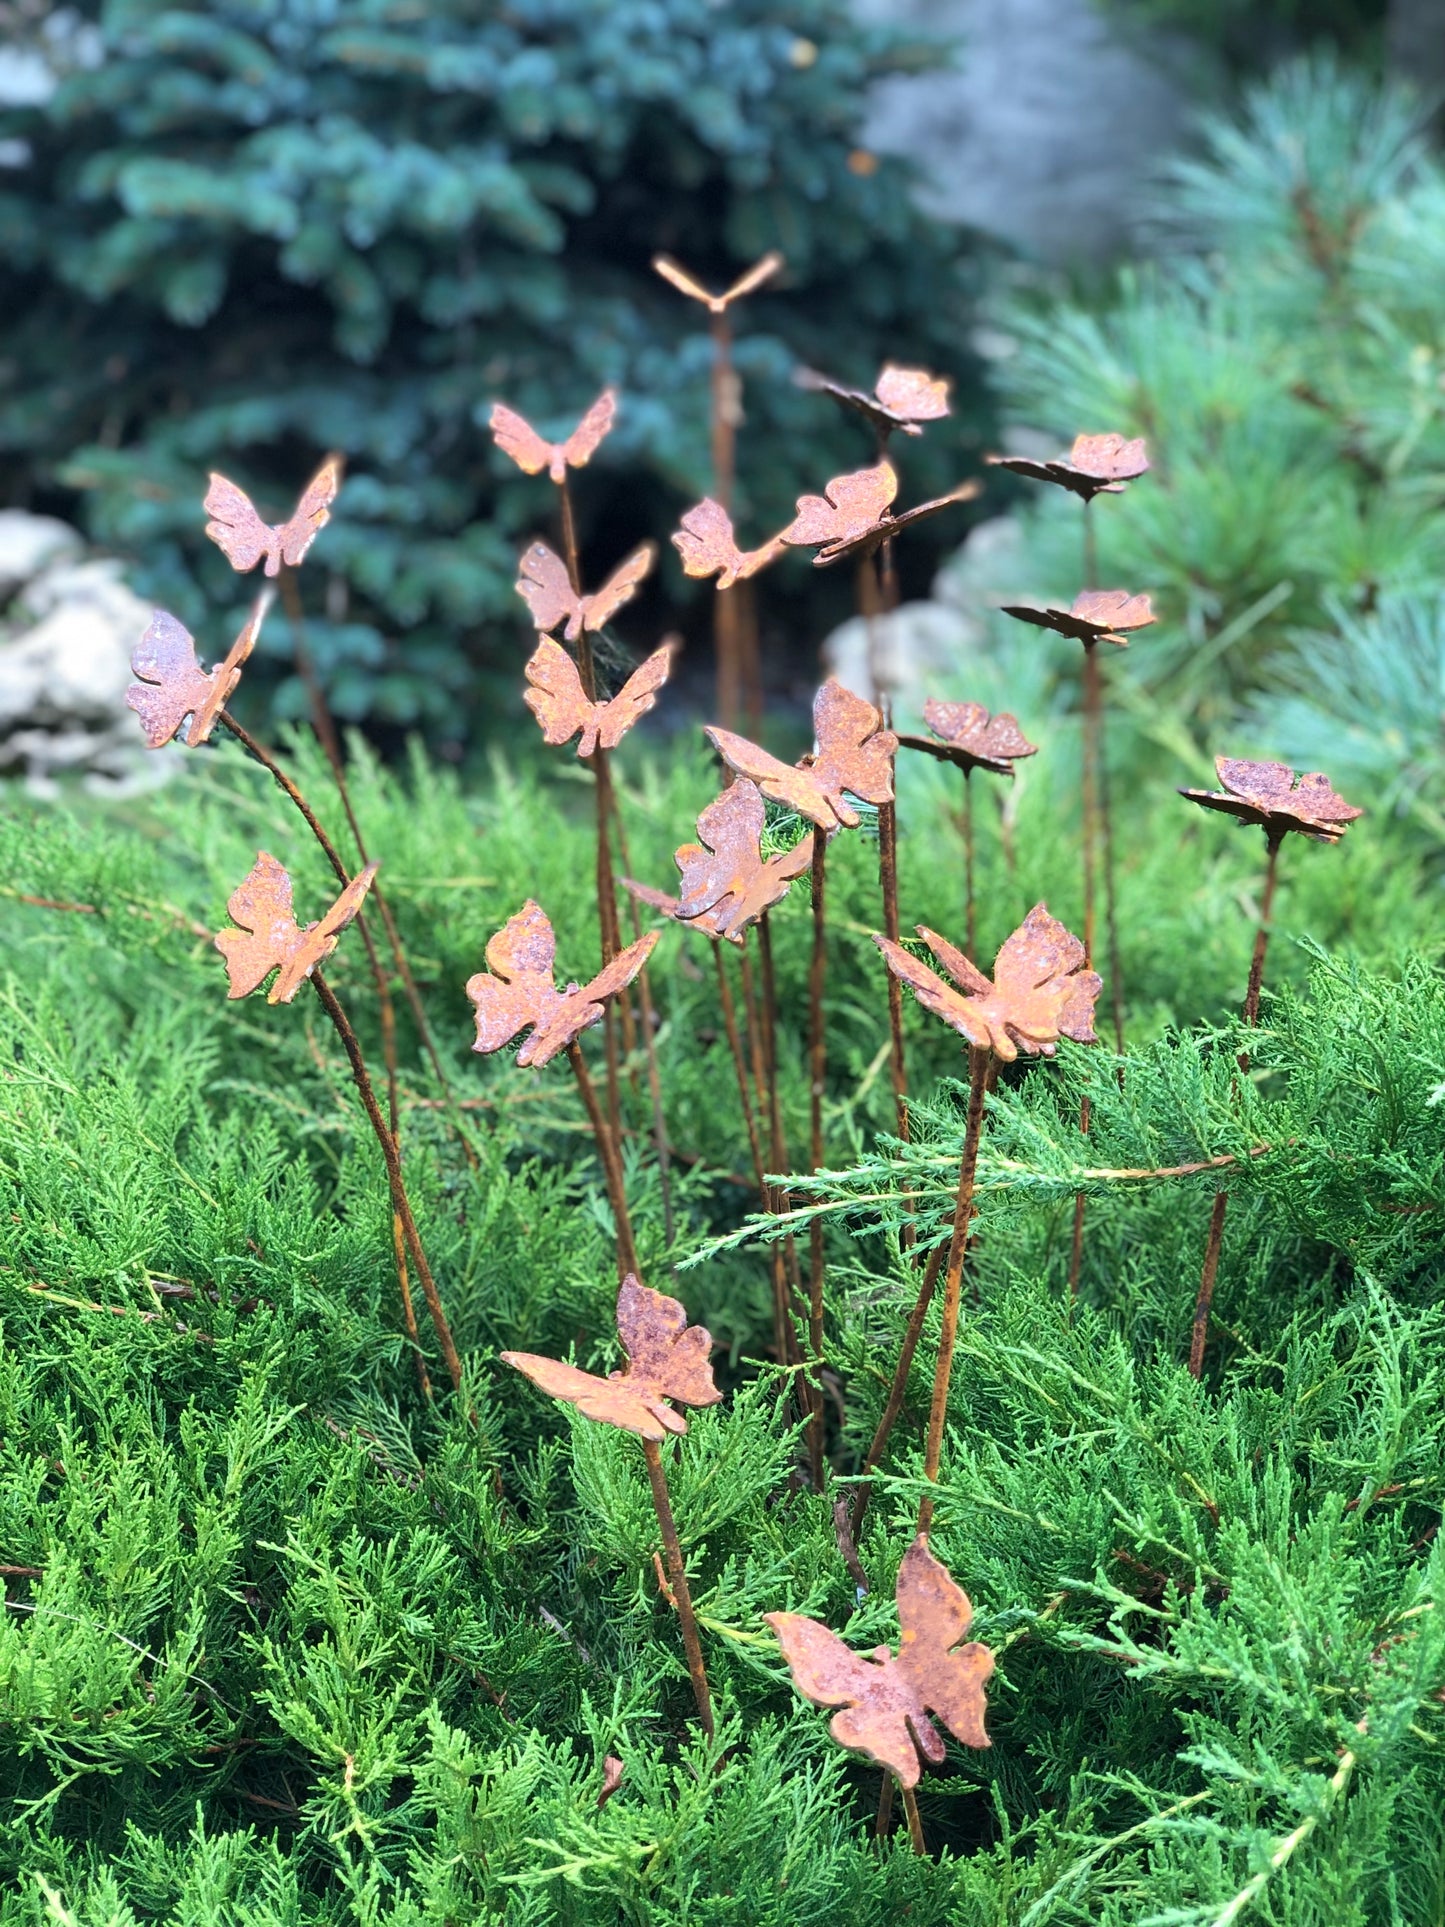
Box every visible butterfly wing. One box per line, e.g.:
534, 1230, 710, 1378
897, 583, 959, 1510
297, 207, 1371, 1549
126, 610, 213, 748
673, 499, 745, 587
894, 1536, 993, 1753
466, 900, 564, 1058
874, 364, 950, 424
516, 542, 584, 641
523, 636, 596, 753
522, 929, 658, 1068
500, 1351, 671, 1440
214, 852, 299, 999
781, 462, 897, 551
874, 935, 994, 1050
204, 473, 277, 576
990, 902, 1100, 1053
615, 1274, 720, 1413
270, 859, 379, 1004
811, 679, 897, 817
580, 931, 660, 1008
579, 542, 656, 637
623, 877, 681, 917
1069, 432, 1149, 485
652, 254, 717, 307
188, 596, 269, 745
703, 726, 834, 829
1072, 588, 1155, 644
720, 250, 783, 307
917, 926, 993, 998
276, 457, 341, 570
593, 639, 673, 751
766, 1614, 921, 1785
674, 778, 767, 919
559, 388, 617, 476
489, 403, 557, 477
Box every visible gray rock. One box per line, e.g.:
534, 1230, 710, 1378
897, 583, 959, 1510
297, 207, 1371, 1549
0, 511, 82, 601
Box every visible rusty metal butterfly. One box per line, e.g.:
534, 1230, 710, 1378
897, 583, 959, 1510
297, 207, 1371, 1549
515, 541, 656, 642
203, 459, 341, 577
489, 389, 617, 484
1179, 757, 1363, 843
651, 251, 784, 314
524, 636, 674, 758
798, 363, 951, 438
466, 899, 658, 1068
672, 779, 815, 939
502, 1273, 721, 1440
126, 595, 268, 749
766, 1533, 993, 1787
876, 903, 1101, 1061
672, 499, 787, 589
987, 432, 1150, 502
214, 851, 378, 1004
781, 461, 978, 567
897, 700, 1038, 778
1001, 589, 1156, 648
706, 680, 898, 832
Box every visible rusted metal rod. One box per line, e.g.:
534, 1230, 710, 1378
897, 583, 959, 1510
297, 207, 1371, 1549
567, 1039, 641, 1285
642, 1437, 715, 1738
311, 970, 464, 1396
806, 826, 829, 1485
917, 1045, 992, 1534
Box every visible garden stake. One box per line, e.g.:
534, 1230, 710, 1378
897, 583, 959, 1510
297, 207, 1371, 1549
901, 1786, 926, 1856
873, 907, 1100, 1531
503, 1275, 720, 1736
876, 1772, 894, 1843
767, 1531, 993, 1815
209, 848, 465, 1395
1178, 758, 1362, 1375
806, 825, 829, 1484
897, 702, 1037, 979
779, 460, 978, 570
759, 910, 807, 1360
1001, 589, 1154, 1298
464, 899, 657, 1285
653, 248, 784, 725
798, 362, 951, 444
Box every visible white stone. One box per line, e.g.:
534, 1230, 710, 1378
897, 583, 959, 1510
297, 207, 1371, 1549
0, 511, 82, 600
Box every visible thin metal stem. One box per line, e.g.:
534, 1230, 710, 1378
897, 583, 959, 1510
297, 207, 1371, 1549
963, 769, 976, 961
1189, 832, 1282, 1377
875, 1771, 894, 1843
1069, 637, 1104, 1299
567, 1039, 640, 1284
218, 711, 351, 883
715, 943, 766, 1195
901, 1783, 926, 1856
711, 307, 742, 729
759, 913, 805, 1356
642, 1436, 715, 1738
918, 1045, 991, 1534
806, 826, 829, 1486
608, 782, 675, 1245
311, 971, 465, 1396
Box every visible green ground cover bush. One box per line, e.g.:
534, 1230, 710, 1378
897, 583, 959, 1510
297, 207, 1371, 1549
2, 54, 1444, 1927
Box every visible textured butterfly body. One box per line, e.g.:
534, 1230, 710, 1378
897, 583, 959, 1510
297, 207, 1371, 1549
671, 779, 813, 938
502, 1274, 721, 1440
515, 541, 656, 643
523, 636, 673, 758
203, 459, 341, 577
897, 700, 1037, 778
1001, 589, 1156, 649
987, 431, 1150, 502
705, 681, 897, 833
671, 500, 787, 589
465, 899, 658, 1068
800, 363, 951, 438
1180, 757, 1362, 843
214, 852, 378, 1004
876, 903, 1100, 1062
766, 1534, 993, 1788
126, 599, 265, 749
488, 389, 617, 484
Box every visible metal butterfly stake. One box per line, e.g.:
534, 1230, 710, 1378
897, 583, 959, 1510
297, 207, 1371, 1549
705, 680, 899, 1484
859, 907, 1101, 1539
465, 900, 657, 1284
780, 450, 979, 1178
768, 1532, 993, 1853
653, 248, 784, 726
201, 457, 463, 1174
999, 539, 1155, 1299
1177, 757, 1363, 1376
624, 778, 814, 1374
213, 852, 465, 1396
897, 701, 1038, 959
503, 1275, 721, 1737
